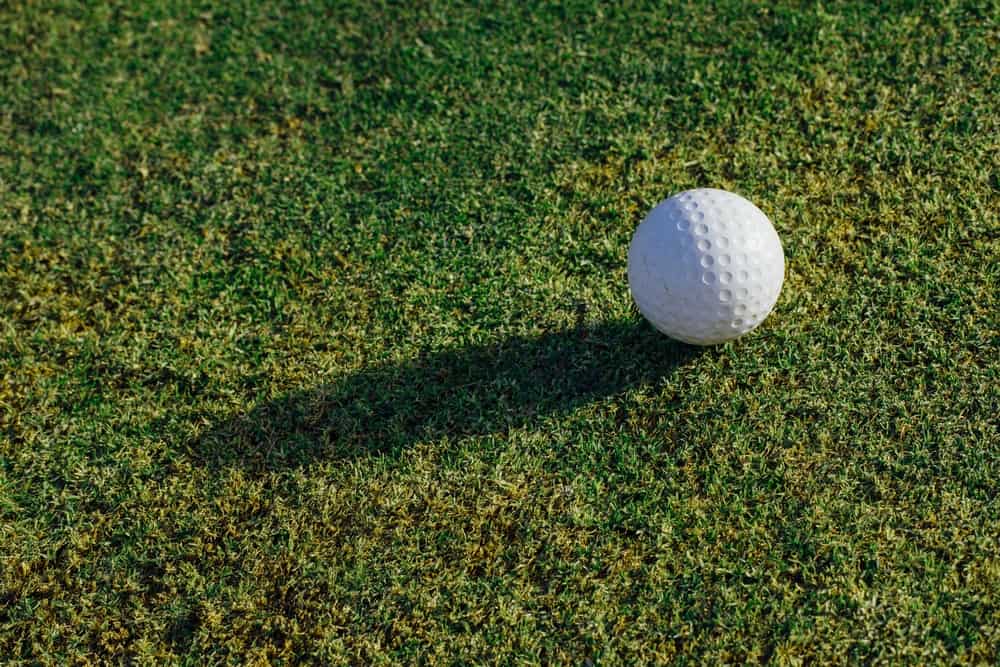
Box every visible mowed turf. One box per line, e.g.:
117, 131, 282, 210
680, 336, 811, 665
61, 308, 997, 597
2, 0, 998, 663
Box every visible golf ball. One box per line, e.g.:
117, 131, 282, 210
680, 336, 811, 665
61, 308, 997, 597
628, 188, 784, 345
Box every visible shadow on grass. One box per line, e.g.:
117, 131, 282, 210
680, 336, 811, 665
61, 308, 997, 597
188, 319, 702, 470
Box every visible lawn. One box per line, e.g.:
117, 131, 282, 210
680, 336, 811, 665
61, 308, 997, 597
1, 0, 998, 663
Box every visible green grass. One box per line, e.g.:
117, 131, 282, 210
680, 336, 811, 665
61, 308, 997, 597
2, 0, 998, 663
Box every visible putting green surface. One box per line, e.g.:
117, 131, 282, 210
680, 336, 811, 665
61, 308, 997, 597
2, 1, 998, 663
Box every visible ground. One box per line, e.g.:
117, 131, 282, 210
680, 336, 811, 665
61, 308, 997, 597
1, 0, 998, 664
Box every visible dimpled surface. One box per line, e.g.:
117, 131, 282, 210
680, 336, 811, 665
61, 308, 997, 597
628, 188, 784, 345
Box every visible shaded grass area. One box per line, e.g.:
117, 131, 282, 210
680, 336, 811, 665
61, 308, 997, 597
1, 0, 998, 663
193, 321, 700, 469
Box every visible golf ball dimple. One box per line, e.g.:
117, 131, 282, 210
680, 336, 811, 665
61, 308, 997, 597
628, 188, 785, 345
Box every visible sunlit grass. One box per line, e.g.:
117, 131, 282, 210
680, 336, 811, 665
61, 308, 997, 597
1, 0, 997, 663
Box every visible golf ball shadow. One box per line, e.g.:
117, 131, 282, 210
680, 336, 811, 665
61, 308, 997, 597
189, 320, 702, 470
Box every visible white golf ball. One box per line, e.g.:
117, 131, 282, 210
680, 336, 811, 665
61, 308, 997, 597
628, 188, 784, 345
